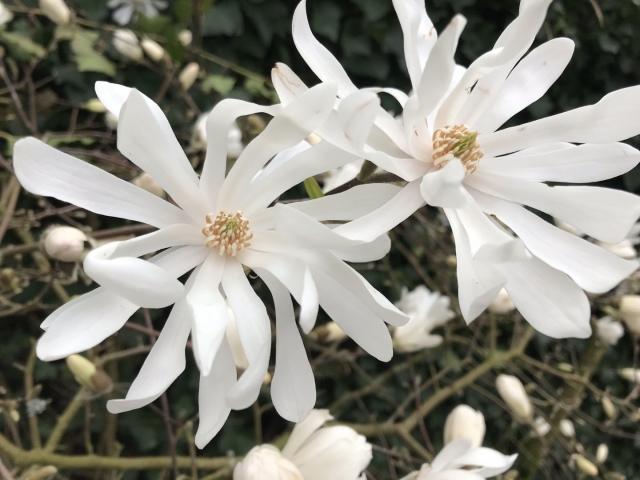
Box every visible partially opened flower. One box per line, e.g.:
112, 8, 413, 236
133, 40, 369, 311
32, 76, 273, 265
393, 285, 454, 352
275, 0, 640, 339
444, 405, 485, 449
108, 0, 167, 25
400, 438, 517, 480
234, 410, 372, 480
14, 81, 408, 447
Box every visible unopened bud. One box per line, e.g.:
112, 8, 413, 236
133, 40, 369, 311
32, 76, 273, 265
559, 419, 575, 437
83, 98, 107, 113
40, 0, 71, 25
306, 133, 322, 146
179, 62, 199, 90
574, 455, 598, 476
66, 355, 112, 394
619, 295, 640, 335
43, 226, 87, 262
131, 173, 164, 198
602, 396, 617, 420
533, 416, 550, 437
443, 405, 485, 448
446, 255, 457, 268
10, 409, 19, 422
496, 374, 533, 420
488, 288, 515, 314
141, 38, 165, 62
0, 268, 21, 292
596, 316, 625, 346
113, 29, 143, 62
618, 368, 640, 384
246, 114, 266, 134
26, 466, 58, 480
596, 444, 608, 464
177, 29, 192, 46
557, 363, 573, 373
308, 322, 347, 343
104, 111, 118, 130
0, 3, 14, 25
263, 371, 272, 386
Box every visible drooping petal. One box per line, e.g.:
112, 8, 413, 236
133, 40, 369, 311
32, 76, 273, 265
258, 268, 315, 422
481, 86, 640, 157
450, 447, 517, 475
338, 91, 381, 151
299, 268, 319, 334
282, 409, 333, 459
420, 159, 468, 209
13, 138, 192, 229
430, 439, 473, 474
332, 234, 391, 263
194, 338, 237, 448
466, 171, 640, 243
272, 62, 309, 105
117, 89, 207, 221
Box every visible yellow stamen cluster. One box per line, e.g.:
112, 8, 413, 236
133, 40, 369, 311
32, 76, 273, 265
203, 211, 253, 256
432, 124, 483, 176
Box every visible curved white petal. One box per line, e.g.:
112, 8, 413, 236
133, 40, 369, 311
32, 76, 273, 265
362, 87, 409, 108
194, 337, 237, 448
282, 409, 333, 459
118, 89, 207, 221
482, 86, 640, 157
272, 62, 309, 105
420, 159, 468, 209
299, 267, 319, 334
466, 171, 640, 243
338, 91, 381, 151
332, 234, 391, 263
259, 269, 315, 423
13, 138, 191, 229
430, 439, 473, 473
478, 142, 640, 183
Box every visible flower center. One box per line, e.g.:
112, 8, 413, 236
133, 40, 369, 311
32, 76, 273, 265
432, 124, 483, 176
202, 211, 253, 256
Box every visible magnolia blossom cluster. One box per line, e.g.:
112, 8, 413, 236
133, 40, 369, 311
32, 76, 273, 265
13, 0, 640, 455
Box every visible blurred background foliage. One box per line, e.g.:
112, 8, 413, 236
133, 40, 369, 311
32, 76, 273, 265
1, 0, 640, 479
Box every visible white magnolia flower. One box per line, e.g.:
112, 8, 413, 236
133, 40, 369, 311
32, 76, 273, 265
488, 288, 515, 314
192, 110, 244, 158
233, 410, 372, 480
400, 438, 517, 480
108, 0, 167, 26
443, 405, 485, 449
619, 295, 640, 335
43, 226, 87, 262
113, 29, 143, 62
595, 316, 624, 346
495, 374, 532, 420
0, 2, 14, 26
277, 0, 640, 339
14, 81, 408, 447
393, 285, 454, 352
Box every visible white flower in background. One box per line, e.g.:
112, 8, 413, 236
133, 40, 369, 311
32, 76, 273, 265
488, 288, 515, 314
619, 295, 640, 335
496, 374, 532, 420
533, 416, 550, 437
14, 81, 408, 447
307, 321, 347, 342
596, 444, 608, 464
0, 2, 13, 25
574, 455, 598, 476
595, 316, 624, 346
108, 0, 167, 26
113, 29, 143, 62
618, 368, 640, 384
400, 438, 517, 480
192, 110, 244, 158
40, 0, 71, 25
559, 419, 575, 437
141, 38, 165, 63
43, 226, 87, 262
392, 285, 454, 352
444, 405, 485, 449
322, 159, 364, 193
179, 62, 199, 91
277, 0, 640, 340
234, 410, 372, 480
178, 29, 193, 46
131, 173, 164, 198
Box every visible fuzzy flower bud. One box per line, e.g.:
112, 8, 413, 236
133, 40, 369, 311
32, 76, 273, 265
43, 226, 87, 262
496, 374, 533, 420
66, 355, 112, 394
131, 173, 164, 198
178, 29, 192, 46
104, 111, 118, 130
141, 38, 165, 62
113, 29, 143, 61
533, 416, 551, 437
488, 288, 515, 314
596, 444, 608, 464
574, 455, 598, 476
596, 316, 624, 346
179, 62, 199, 91
559, 419, 575, 437
83, 98, 106, 113
618, 368, 640, 384
602, 396, 617, 420
308, 321, 347, 343
619, 295, 640, 335
443, 405, 485, 448
39, 0, 71, 25
0, 2, 14, 25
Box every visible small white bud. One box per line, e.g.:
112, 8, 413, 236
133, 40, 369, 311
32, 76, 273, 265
602, 396, 617, 420
39, 0, 71, 25
43, 226, 87, 262
104, 111, 118, 130
0, 2, 14, 25
65, 355, 112, 393
574, 455, 598, 476
596, 316, 624, 346
596, 444, 608, 464
113, 29, 143, 62
443, 405, 485, 448
178, 29, 193, 46
496, 374, 533, 420
179, 62, 199, 91
141, 38, 165, 62
619, 295, 640, 335
559, 419, 575, 437
131, 173, 164, 198
533, 416, 551, 437
83, 98, 106, 113
488, 288, 515, 314
308, 321, 347, 343
618, 367, 640, 384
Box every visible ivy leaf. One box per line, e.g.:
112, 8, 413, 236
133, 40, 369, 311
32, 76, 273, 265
202, 75, 236, 95
70, 29, 116, 76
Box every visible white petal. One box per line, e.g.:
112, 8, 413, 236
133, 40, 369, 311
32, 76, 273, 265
472, 188, 638, 293
117, 89, 206, 221
446, 210, 507, 322
281, 409, 333, 459
186, 253, 228, 376
272, 62, 309, 105
361, 87, 409, 108
478, 142, 640, 183
108, 223, 203, 259
498, 256, 591, 338
194, 337, 237, 448
299, 268, 319, 334
474, 38, 574, 134
420, 159, 468, 209
258, 140, 311, 178
338, 91, 381, 151
292, 0, 357, 97
218, 83, 338, 211
259, 269, 316, 422
226, 339, 270, 410
430, 438, 473, 473
482, 85, 640, 157
466, 171, 640, 243
13, 138, 191, 229
332, 234, 391, 263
